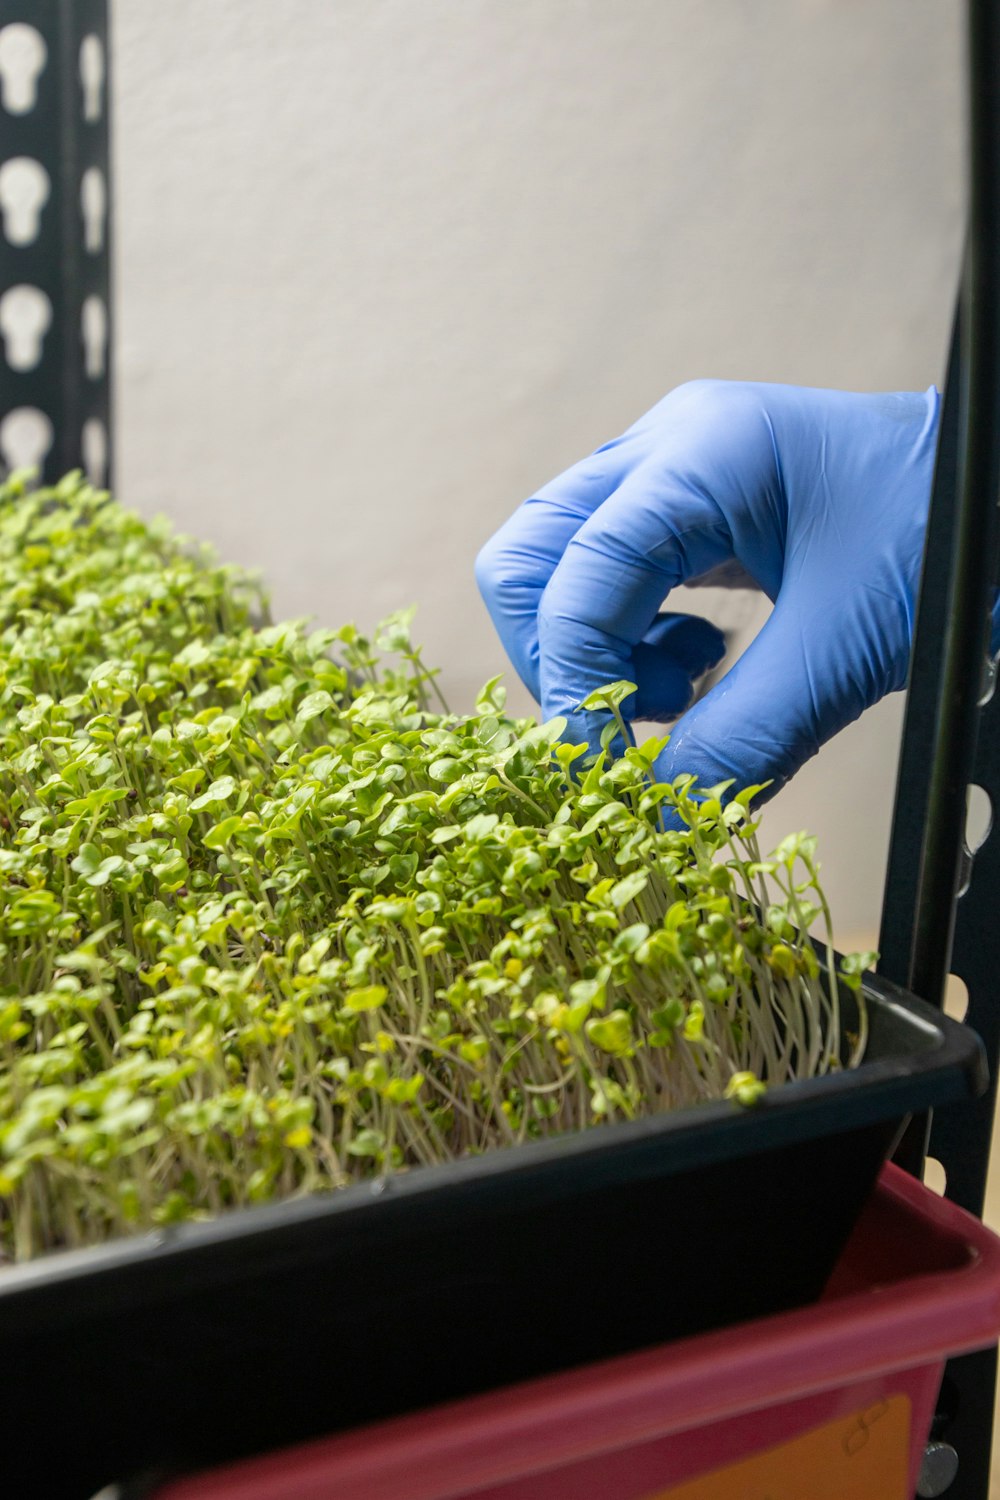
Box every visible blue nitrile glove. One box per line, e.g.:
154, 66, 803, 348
476, 378, 962, 801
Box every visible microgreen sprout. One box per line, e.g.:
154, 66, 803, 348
0, 470, 872, 1261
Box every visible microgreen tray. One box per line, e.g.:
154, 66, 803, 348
0, 972, 985, 1499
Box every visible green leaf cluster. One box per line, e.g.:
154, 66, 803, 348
0, 470, 869, 1262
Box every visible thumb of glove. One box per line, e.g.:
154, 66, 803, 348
631, 612, 728, 722
653, 591, 877, 804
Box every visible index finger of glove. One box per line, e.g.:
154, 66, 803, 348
475, 438, 637, 701
537, 459, 734, 743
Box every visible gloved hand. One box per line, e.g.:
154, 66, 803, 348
476, 378, 950, 801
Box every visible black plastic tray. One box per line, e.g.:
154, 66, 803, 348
0, 973, 986, 1498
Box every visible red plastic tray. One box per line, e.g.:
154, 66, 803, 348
153, 1164, 1000, 1500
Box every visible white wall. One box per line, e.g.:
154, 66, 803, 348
113, 0, 964, 938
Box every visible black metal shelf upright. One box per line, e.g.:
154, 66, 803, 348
0, 0, 111, 487
879, 2, 1000, 1495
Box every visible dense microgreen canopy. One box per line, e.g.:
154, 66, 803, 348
0, 470, 873, 1262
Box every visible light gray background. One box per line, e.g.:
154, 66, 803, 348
112, 0, 964, 939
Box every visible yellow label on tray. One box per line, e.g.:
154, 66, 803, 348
649, 1395, 911, 1500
